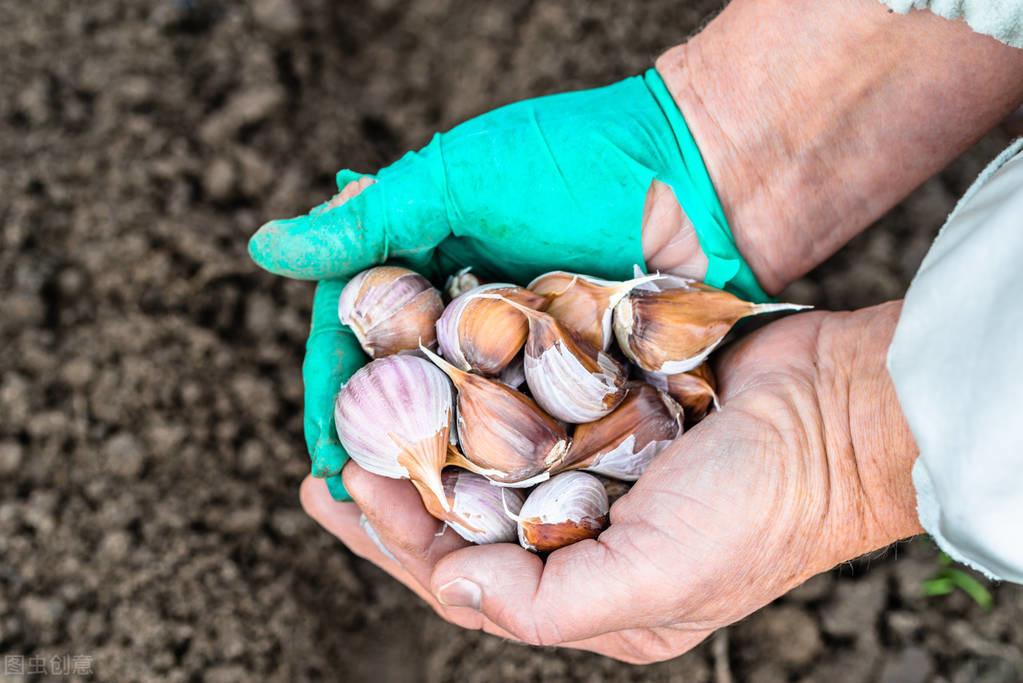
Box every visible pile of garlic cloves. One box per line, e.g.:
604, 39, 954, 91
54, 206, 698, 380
334, 265, 808, 553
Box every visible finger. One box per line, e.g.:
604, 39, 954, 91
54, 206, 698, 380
428, 522, 665, 647
303, 280, 367, 493
303, 474, 512, 636
309, 171, 373, 217
248, 153, 451, 280
341, 461, 473, 589
304, 475, 684, 662
299, 476, 449, 605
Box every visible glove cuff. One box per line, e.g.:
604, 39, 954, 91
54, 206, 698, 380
643, 69, 770, 303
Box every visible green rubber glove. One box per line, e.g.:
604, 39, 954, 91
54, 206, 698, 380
250, 68, 766, 500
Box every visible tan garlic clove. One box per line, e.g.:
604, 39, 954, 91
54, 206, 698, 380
436, 283, 548, 376
338, 266, 444, 358
511, 472, 609, 553
644, 363, 720, 422
419, 346, 569, 487
442, 469, 525, 544
556, 382, 682, 481
444, 267, 482, 300
613, 282, 811, 374
485, 295, 628, 424
334, 355, 476, 529
528, 271, 659, 351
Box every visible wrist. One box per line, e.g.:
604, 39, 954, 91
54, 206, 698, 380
653, 0, 1023, 294
812, 302, 923, 561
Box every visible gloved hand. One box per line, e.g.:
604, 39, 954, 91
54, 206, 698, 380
249, 69, 765, 500
300, 303, 923, 662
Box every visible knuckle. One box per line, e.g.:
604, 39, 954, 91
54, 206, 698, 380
514, 613, 564, 648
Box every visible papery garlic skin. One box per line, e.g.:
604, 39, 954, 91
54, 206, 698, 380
419, 346, 570, 487
444, 267, 481, 300
338, 266, 443, 358
561, 383, 682, 481
443, 469, 524, 544
613, 283, 810, 374
334, 355, 456, 521
436, 283, 547, 376
528, 271, 659, 351
515, 472, 609, 553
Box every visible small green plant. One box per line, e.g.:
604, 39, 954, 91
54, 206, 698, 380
922, 552, 993, 609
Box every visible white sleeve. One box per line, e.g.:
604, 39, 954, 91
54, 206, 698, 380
888, 139, 1023, 584
881, 0, 1023, 48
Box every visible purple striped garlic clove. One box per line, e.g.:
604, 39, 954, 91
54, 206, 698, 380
338, 266, 443, 358
442, 469, 524, 544
334, 354, 476, 529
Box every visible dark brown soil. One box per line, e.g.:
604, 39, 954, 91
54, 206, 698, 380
1, 1, 1021, 681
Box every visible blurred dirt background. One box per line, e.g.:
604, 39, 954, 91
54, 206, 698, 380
1, 0, 1022, 681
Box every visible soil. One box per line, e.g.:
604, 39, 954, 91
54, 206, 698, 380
1, 1, 1021, 681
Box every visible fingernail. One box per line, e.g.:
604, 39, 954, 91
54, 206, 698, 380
436, 578, 481, 610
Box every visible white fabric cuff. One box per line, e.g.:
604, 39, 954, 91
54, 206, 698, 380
882, 0, 1023, 48
888, 139, 1023, 584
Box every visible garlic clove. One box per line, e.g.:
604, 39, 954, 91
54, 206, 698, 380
419, 346, 570, 487
511, 472, 609, 553
334, 355, 475, 529
444, 267, 482, 300
556, 382, 682, 481
441, 469, 525, 544
528, 271, 661, 351
436, 283, 548, 376
613, 283, 811, 374
339, 266, 444, 358
485, 295, 628, 423
644, 363, 720, 422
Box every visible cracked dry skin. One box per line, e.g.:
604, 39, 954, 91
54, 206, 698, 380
1, 1, 1022, 681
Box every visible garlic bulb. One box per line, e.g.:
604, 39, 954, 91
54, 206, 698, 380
339, 266, 444, 358
436, 283, 548, 376
442, 469, 525, 544
511, 472, 609, 553
557, 382, 682, 481
334, 355, 471, 526
419, 346, 569, 487
528, 271, 658, 351
613, 282, 810, 374
486, 295, 628, 423
644, 363, 720, 421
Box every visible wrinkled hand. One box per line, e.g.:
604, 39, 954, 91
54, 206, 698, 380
249, 69, 743, 499
300, 304, 922, 663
